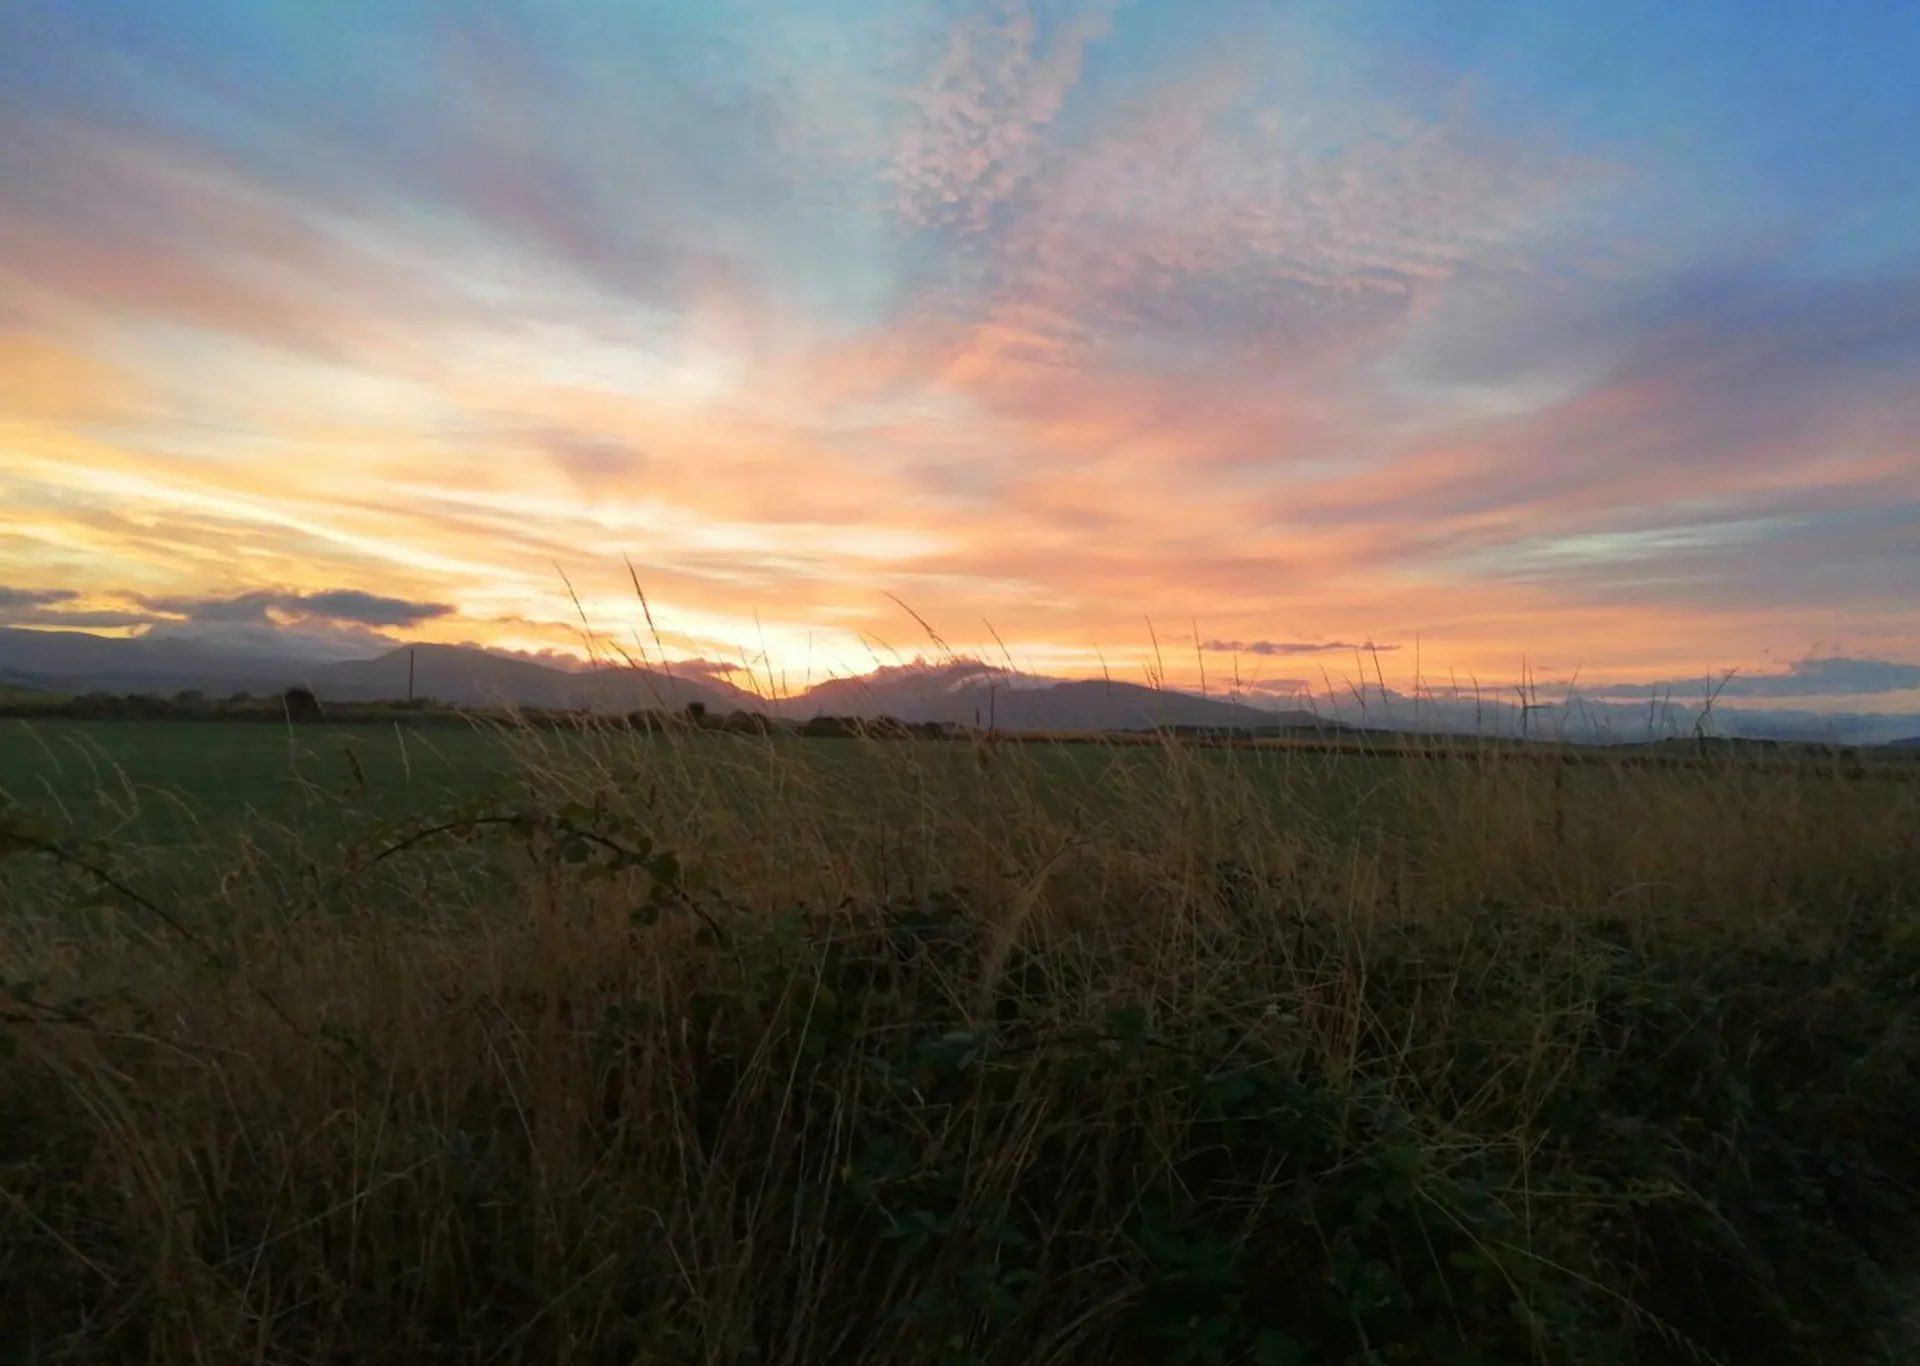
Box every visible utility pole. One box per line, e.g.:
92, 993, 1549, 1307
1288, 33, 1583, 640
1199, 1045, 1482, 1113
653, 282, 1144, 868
408, 647, 416, 703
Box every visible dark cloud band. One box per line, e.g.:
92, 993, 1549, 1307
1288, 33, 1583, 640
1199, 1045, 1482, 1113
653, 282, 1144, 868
137, 590, 455, 628
1582, 657, 1920, 701
1, 586, 454, 631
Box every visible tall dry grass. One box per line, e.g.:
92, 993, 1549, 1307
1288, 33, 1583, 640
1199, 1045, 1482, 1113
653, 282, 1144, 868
3, 725, 1919, 1365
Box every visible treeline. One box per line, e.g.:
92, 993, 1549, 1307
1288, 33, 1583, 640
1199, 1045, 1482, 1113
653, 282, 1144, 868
0, 689, 458, 724
0, 688, 1344, 744
631, 705, 971, 740
6, 689, 1914, 771
0, 688, 974, 740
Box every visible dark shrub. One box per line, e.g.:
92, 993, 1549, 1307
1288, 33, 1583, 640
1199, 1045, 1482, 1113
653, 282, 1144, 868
800, 714, 858, 739
283, 687, 325, 724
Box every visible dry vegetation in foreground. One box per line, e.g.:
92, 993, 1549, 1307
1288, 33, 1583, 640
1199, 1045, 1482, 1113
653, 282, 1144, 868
2, 726, 1919, 1365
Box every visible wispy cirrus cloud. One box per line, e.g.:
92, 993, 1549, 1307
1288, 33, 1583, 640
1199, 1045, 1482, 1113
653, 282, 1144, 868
890, 0, 1115, 236
1201, 639, 1399, 657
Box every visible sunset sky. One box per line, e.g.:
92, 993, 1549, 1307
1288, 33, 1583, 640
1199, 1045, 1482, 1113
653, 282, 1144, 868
2, 0, 1917, 707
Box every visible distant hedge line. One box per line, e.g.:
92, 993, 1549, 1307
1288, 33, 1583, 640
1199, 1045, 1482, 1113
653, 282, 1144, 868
0, 690, 973, 739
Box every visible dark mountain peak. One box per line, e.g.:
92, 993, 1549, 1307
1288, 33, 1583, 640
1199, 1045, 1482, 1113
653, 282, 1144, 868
305, 645, 739, 712
771, 659, 1334, 732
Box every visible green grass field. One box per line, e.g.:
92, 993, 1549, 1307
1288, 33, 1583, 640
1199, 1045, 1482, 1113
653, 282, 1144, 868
4, 717, 1920, 1364
0, 719, 520, 841
0, 717, 1418, 856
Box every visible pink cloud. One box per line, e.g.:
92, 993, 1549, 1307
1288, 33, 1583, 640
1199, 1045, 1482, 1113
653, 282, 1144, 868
891, 0, 1114, 234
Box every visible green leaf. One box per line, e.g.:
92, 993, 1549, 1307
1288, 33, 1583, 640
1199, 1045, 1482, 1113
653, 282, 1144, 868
70, 886, 124, 912
1253, 1329, 1310, 1366
0, 810, 59, 859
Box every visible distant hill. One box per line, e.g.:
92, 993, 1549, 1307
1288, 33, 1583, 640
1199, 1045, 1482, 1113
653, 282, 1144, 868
15, 625, 1920, 743
0, 627, 294, 697
773, 660, 1027, 723
971, 679, 1329, 732
311, 650, 1337, 731
1, 629, 1336, 733
776, 660, 1330, 732
0, 630, 749, 715
306, 645, 753, 713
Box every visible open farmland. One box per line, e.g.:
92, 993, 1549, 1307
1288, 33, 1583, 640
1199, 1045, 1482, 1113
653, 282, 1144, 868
3, 717, 1920, 1364
0, 719, 521, 844
0, 718, 1423, 854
